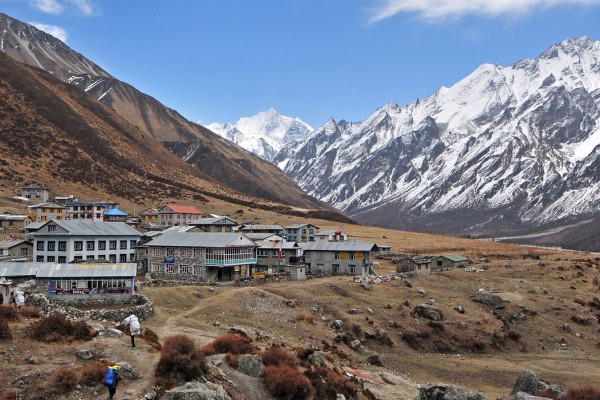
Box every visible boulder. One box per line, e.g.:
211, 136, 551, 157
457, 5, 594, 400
471, 293, 505, 309
505, 392, 550, 400
455, 305, 465, 314
418, 384, 485, 400
162, 381, 231, 400
308, 351, 327, 367
332, 320, 344, 330
237, 355, 264, 378
76, 349, 94, 360
412, 304, 443, 321
350, 339, 363, 351
117, 362, 140, 380
98, 328, 123, 337
510, 370, 565, 398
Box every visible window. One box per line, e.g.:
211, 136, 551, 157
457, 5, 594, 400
37, 241, 44, 251
153, 248, 162, 257
120, 254, 127, 263
130, 253, 135, 262
58, 241, 66, 251
151, 263, 162, 272
193, 248, 203, 258
98, 255, 106, 260
130, 240, 137, 249
120, 240, 127, 249
166, 264, 175, 273
109, 254, 116, 263
194, 265, 202, 275
36, 256, 44, 262
74, 241, 83, 251
437, 261, 443, 267
58, 256, 66, 263
87, 255, 95, 260
46, 241, 54, 251
317, 251, 324, 259
334, 252, 340, 259
48, 224, 56, 231
98, 241, 106, 250
257, 250, 269, 258
349, 264, 356, 274
332, 264, 340, 273
348, 252, 356, 260
47, 256, 55, 262
73, 256, 82, 261
87, 241, 95, 251
20, 248, 28, 256
166, 248, 175, 257
180, 264, 189, 274
110, 241, 117, 250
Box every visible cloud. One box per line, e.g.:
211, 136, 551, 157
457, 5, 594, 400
29, 0, 97, 15
31, 22, 68, 42
30, 0, 64, 14
368, 0, 600, 22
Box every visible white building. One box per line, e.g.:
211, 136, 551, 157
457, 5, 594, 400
32, 220, 141, 264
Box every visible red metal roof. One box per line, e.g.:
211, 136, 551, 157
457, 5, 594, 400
165, 205, 202, 214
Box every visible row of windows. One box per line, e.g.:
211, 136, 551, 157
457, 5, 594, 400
257, 250, 287, 258
36, 253, 135, 263
151, 263, 203, 275
151, 247, 254, 260
0, 248, 29, 256
309, 264, 357, 273
37, 240, 137, 251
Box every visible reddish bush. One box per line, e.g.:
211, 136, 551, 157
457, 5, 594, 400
80, 360, 108, 385
18, 306, 41, 318
29, 314, 96, 342
264, 364, 313, 400
225, 352, 239, 369
296, 347, 314, 360
427, 320, 445, 332
262, 345, 298, 367
0, 305, 18, 321
305, 366, 358, 399
0, 318, 12, 340
0, 388, 18, 400
53, 367, 79, 390
562, 385, 600, 400
201, 333, 254, 356
155, 334, 207, 387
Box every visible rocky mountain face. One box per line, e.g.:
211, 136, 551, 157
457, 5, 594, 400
205, 109, 313, 162
0, 13, 337, 213
275, 37, 600, 249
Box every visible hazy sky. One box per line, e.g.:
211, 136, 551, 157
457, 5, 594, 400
2, 0, 600, 127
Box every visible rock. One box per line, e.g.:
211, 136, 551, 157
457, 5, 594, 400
412, 304, 443, 321
360, 282, 371, 291
212, 321, 221, 326
332, 320, 344, 330
367, 308, 375, 314
116, 362, 140, 379
510, 370, 566, 398
193, 291, 204, 298
376, 329, 392, 346
237, 355, 264, 378
336, 394, 347, 400
76, 349, 94, 360
98, 328, 123, 337
471, 293, 505, 309
417, 289, 427, 295
144, 386, 157, 400
347, 309, 361, 315
455, 305, 465, 314
418, 384, 485, 400
308, 351, 327, 367
162, 381, 231, 400
506, 392, 550, 400
26, 355, 38, 364
561, 323, 571, 333
350, 339, 363, 351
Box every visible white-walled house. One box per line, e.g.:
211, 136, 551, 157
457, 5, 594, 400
301, 241, 379, 275
32, 220, 141, 264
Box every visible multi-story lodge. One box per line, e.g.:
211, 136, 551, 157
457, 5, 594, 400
0, 214, 29, 233
190, 216, 237, 232
32, 220, 141, 264
141, 231, 257, 281
139, 208, 159, 226
158, 205, 203, 227
255, 240, 304, 275
20, 183, 49, 202
64, 201, 118, 220
27, 202, 65, 222
301, 241, 379, 275
239, 224, 285, 235
285, 223, 319, 243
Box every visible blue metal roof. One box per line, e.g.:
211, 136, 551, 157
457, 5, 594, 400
104, 208, 128, 216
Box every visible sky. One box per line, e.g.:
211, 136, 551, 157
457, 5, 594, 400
2, 0, 600, 128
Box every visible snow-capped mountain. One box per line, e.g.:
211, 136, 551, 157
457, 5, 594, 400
206, 108, 313, 162
275, 37, 600, 242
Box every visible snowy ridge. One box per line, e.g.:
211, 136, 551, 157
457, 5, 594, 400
275, 37, 600, 236
204, 108, 313, 162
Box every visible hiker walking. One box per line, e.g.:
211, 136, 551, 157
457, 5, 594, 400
122, 314, 141, 348
103, 365, 122, 399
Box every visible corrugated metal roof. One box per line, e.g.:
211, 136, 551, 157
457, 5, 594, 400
300, 241, 378, 252
34, 220, 141, 237
244, 233, 280, 241
36, 263, 136, 278
160, 205, 202, 214
104, 208, 128, 216
285, 223, 319, 229
25, 222, 45, 231
146, 232, 257, 248
0, 239, 29, 249
191, 217, 237, 226
0, 262, 49, 277
240, 224, 284, 231
28, 202, 65, 209
0, 214, 28, 221
258, 241, 299, 250
440, 254, 468, 262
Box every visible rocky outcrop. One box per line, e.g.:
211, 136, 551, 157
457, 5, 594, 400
471, 293, 505, 309
237, 355, 264, 378
417, 384, 485, 400
411, 304, 443, 321
510, 370, 565, 398
162, 381, 231, 400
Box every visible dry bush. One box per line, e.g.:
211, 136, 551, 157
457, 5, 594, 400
562, 385, 600, 400
18, 306, 41, 318
296, 347, 314, 360
80, 360, 108, 385
225, 352, 239, 369
0, 318, 12, 340
143, 328, 162, 351
0, 388, 18, 400
201, 333, 254, 356
155, 334, 207, 388
427, 320, 445, 332
264, 364, 314, 400
574, 298, 587, 307
0, 304, 18, 321
401, 331, 430, 350
262, 345, 298, 367
54, 366, 79, 390
29, 314, 96, 342
305, 366, 358, 400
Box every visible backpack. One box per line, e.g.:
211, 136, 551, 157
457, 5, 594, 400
103, 367, 115, 387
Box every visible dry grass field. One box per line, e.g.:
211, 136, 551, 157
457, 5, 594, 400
1, 222, 599, 400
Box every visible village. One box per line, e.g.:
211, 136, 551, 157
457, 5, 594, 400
0, 183, 472, 304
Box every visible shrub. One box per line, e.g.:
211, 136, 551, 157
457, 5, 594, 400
0, 305, 18, 321
262, 345, 298, 367
143, 328, 162, 351
18, 306, 41, 318
296, 347, 314, 360
0, 318, 12, 340
264, 364, 313, 400
0, 388, 18, 400
305, 366, 358, 399
53, 367, 79, 390
225, 352, 239, 369
562, 385, 600, 400
29, 314, 96, 342
80, 360, 108, 385
401, 331, 430, 350
201, 333, 254, 356
155, 335, 207, 387
427, 320, 445, 332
